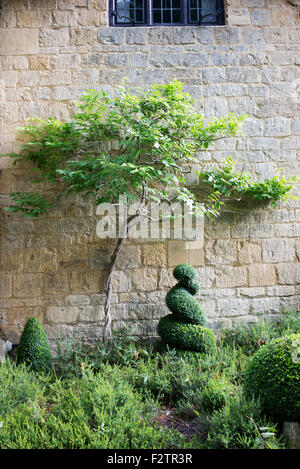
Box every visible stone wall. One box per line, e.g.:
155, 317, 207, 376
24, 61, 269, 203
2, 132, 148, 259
0, 0, 300, 344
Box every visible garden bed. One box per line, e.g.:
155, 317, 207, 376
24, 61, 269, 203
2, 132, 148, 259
0, 312, 299, 450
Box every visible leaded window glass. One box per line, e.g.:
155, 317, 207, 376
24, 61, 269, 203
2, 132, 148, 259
109, 0, 225, 26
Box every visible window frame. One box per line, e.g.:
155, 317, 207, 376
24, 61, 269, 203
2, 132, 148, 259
108, 0, 225, 27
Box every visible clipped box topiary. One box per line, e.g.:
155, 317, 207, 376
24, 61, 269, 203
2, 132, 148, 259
243, 333, 300, 422
16, 317, 52, 373
158, 263, 216, 354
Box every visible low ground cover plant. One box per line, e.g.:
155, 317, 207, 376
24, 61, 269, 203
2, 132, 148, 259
0, 312, 299, 449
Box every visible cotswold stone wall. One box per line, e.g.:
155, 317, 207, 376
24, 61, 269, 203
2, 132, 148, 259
0, 0, 300, 343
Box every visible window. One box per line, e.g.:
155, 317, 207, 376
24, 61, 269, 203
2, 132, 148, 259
109, 0, 225, 26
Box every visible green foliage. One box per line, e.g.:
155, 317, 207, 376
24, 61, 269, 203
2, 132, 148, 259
197, 156, 297, 213
200, 393, 285, 449
0, 364, 186, 449
220, 312, 300, 355
158, 315, 216, 353
4, 81, 245, 218
200, 377, 232, 414
4, 192, 54, 218
16, 317, 52, 373
2, 314, 296, 449
54, 326, 153, 379
166, 287, 205, 325
0, 360, 48, 418
244, 333, 300, 421
158, 263, 216, 353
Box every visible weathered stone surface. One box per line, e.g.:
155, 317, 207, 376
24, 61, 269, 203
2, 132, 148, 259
111, 271, 132, 293
13, 274, 43, 298
249, 264, 276, 287
131, 268, 157, 292
142, 244, 167, 267
0, 29, 39, 55
217, 298, 250, 317
262, 239, 295, 263
0, 275, 12, 298
215, 266, 247, 288
167, 240, 188, 266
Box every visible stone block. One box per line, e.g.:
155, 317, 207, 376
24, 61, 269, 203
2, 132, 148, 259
116, 245, 141, 269
214, 26, 239, 44
142, 244, 167, 267
126, 28, 147, 45
39, 70, 72, 86
150, 53, 182, 68
98, 27, 125, 45
197, 27, 214, 44
205, 240, 237, 265
39, 28, 70, 47
16, 10, 52, 27
195, 267, 215, 288
168, 240, 188, 266
262, 239, 295, 263
218, 298, 250, 316
131, 268, 157, 292
69, 271, 105, 294
0, 275, 12, 298
112, 270, 132, 293
71, 27, 97, 45
251, 297, 280, 314
249, 224, 274, 238
13, 274, 43, 298
130, 53, 149, 67
215, 266, 248, 288
53, 10, 78, 27
238, 287, 265, 297
22, 248, 58, 273
252, 8, 271, 26
158, 269, 175, 289
248, 264, 276, 287
173, 27, 196, 44
229, 8, 251, 25
45, 306, 79, 324
148, 27, 173, 44
237, 241, 261, 264
43, 272, 69, 294
277, 264, 300, 285
0, 29, 39, 55
106, 53, 129, 67
264, 118, 291, 137
182, 53, 210, 67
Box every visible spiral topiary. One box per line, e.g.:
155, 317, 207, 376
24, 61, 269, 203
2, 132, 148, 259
243, 333, 300, 421
16, 317, 52, 373
158, 263, 216, 353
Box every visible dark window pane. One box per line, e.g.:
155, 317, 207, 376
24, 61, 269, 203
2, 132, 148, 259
188, 0, 221, 24
112, 0, 224, 26
172, 9, 181, 22
163, 9, 171, 22
190, 9, 197, 22
153, 9, 161, 22
136, 8, 144, 21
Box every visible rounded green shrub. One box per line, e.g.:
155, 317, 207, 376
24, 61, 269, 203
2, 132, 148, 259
16, 317, 52, 373
157, 263, 216, 353
158, 315, 216, 353
243, 333, 300, 421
